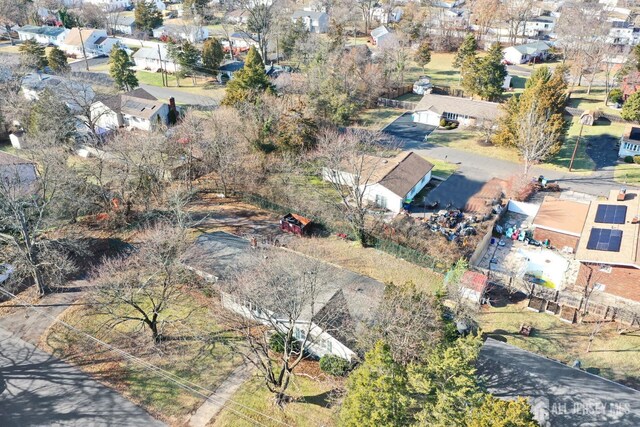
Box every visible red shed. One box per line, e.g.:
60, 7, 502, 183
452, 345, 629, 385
280, 213, 312, 236
459, 271, 489, 304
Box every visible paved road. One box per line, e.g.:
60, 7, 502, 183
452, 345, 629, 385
478, 338, 640, 427
0, 327, 165, 426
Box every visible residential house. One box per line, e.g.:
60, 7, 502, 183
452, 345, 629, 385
16, 25, 68, 46
222, 32, 258, 53
226, 9, 250, 24
218, 60, 244, 80
152, 24, 209, 43
370, 25, 391, 45
132, 43, 180, 73
432, 0, 465, 8
606, 21, 640, 46
619, 125, 640, 158
322, 151, 434, 213
90, 88, 172, 132
291, 10, 329, 33
0, 151, 38, 187
574, 189, 640, 303
371, 6, 403, 24
502, 41, 551, 64
532, 196, 590, 252
412, 94, 501, 127
61, 28, 120, 58
478, 338, 640, 427
621, 71, 640, 101
109, 15, 135, 35
21, 73, 95, 113
182, 232, 386, 361
80, 0, 133, 11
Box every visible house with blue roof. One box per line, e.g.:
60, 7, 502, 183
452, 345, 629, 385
16, 25, 68, 46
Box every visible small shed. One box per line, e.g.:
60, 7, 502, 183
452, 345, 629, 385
458, 271, 489, 303
280, 213, 312, 236
580, 110, 599, 126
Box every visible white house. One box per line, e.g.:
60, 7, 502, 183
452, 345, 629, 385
371, 6, 403, 24
152, 24, 209, 43
90, 88, 171, 132
412, 94, 501, 128
291, 10, 329, 33
61, 28, 120, 57
16, 25, 68, 46
619, 125, 640, 158
503, 41, 551, 64
370, 25, 391, 45
322, 151, 434, 213
80, 0, 132, 11
21, 73, 95, 113
183, 232, 386, 361
607, 21, 640, 46
132, 43, 180, 73
109, 15, 136, 35
0, 151, 38, 187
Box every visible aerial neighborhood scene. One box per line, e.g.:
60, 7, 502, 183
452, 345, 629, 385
3, 0, 640, 425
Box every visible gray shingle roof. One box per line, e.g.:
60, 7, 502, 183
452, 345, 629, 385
292, 10, 327, 20
414, 94, 502, 121
508, 41, 551, 55
378, 152, 434, 199
371, 25, 389, 38
17, 25, 66, 37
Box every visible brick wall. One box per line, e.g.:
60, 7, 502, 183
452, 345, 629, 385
533, 228, 580, 252
577, 263, 640, 303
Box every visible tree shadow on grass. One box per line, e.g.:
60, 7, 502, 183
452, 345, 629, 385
301, 388, 341, 408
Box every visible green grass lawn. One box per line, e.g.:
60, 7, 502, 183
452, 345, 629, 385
396, 92, 423, 102
0, 142, 20, 156
354, 107, 402, 130
211, 374, 339, 427
407, 53, 460, 89
136, 70, 226, 99
426, 157, 458, 179
544, 116, 625, 173
567, 87, 622, 117
43, 291, 244, 424
614, 162, 640, 185
478, 302, 640, 389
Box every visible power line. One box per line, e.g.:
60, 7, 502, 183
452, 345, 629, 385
0, 286, 290, 427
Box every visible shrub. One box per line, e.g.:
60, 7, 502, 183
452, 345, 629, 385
634, 155, 640, 164
608, 88, 623, 105
269, 332, 301, 354
319, 354, 351, 376
439, 118, 447, 127
625, 155, 634, 163
451, 121, 459, 129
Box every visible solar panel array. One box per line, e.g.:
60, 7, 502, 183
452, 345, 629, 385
595, 205, 627, 224
586, 228, 623, 252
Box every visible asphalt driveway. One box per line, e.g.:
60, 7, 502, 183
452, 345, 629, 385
383, 113, 437, 143
0, 328, 164, 426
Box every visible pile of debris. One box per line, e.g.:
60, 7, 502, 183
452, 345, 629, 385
425, 209, 480, 242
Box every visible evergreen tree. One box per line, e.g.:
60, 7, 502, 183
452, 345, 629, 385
167, 41, 201, 85
109, 48, 139, 91
28, 89, 76, 146
409, 334, 485, 427
135, 1, 163, 34
415, 41, 432, 70
460, 54, 480, 96
58, 7, 80, 29
202, 38, 225, 73
340, 341, 411, 427
474, 43, 507, 100
281, 20, 308, 59
622, 91, 640, 122
468, 396, 539, 427
222, 47, 274, 107
18, 39, 48, 70
47, 47, 70, 74
453, 34, 478, 68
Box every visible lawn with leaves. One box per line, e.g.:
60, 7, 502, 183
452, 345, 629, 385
478, 301, 640, 390
135, 71, 226, 99
427, 129, 520, 163
354, 107, 402, 130
42, 290, 243, 424
567, 87, 622, 117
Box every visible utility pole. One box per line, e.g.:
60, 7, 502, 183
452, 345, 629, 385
157, 44, 166, 86
568, 122, 585, 172
78, 28, 89, 71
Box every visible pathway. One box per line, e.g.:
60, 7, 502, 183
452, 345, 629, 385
188, 362, 256, 427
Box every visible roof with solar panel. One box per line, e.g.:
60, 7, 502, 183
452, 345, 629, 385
575, 189, 640, 267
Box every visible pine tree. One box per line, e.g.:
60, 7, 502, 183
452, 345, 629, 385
202, 38, 225, 73
109, 48, 139, 91
415, 41, 432, 70
47, 47, 70, 74
135, 1, 163, 33
474, 43, 507, 100
340, 341, 411, 427
221, 47, 274, 107
460, 54, 480, 96
453, 34, 478, 68
468, 396, 539, 427
18, 39, 48, 70
622, 91, 640, 122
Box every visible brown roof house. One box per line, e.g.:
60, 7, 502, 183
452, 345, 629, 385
90, 88, 172, 132
322, 151, 434, 213
412, 94, 502, 128
574, 189, 640, 303
532, 196, 590, 252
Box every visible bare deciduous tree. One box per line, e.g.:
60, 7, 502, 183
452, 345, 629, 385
516, 100, 560, 175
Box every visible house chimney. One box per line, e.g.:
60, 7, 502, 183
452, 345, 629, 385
169, 97, 176, 110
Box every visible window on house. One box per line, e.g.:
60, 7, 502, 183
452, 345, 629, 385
444, 112, 459, 121
593, 283, 606, 292
599, 265, 612, 273
375, 194, 387, 209
294, 327, 306, 341
324, 339, 332, 352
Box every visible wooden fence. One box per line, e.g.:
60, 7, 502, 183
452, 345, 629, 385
381, 85, 413, 99
377, 97, 417, 110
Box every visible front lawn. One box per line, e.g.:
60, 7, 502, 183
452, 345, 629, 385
427, 157, 458, 180
354, 107, 402, 130
478, 301, 640, 390
42, 290, 244, 424
614, 162, 640, 185
567, 87, 622, 117
211, 372, 340, 427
